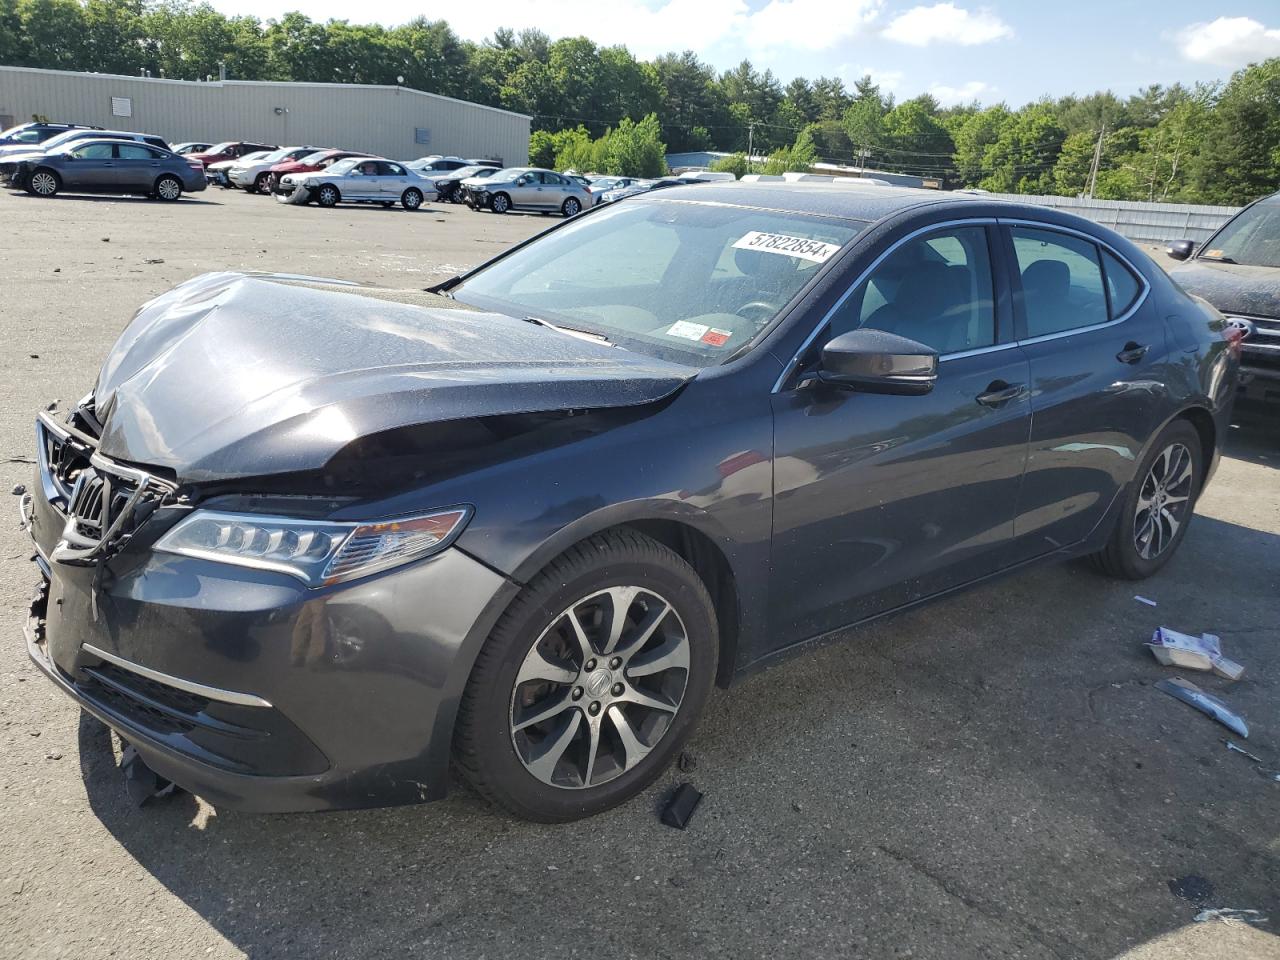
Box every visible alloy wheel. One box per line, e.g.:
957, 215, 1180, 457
509, 586, 690, 789
1133, 442, 1194, 559
564, 197, 580, 216
30, 171, 57, 196
157, 177, 181, 200
492, 194, 509, 213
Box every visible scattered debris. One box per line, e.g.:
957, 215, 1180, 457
1224, 740, 1263, 763
1259, 770, 1280, 783
45, 400, 58, 411
11, 484, 25, 496
28, 354, 38, 359
1156, 677, 1249, 738
5, 457, 35, 465
100, 237, 109, 242
791, 801, 803, 812
1169, 874, 1215, 903
1134, 595, 1158, 607
1146, 628, 1244, 680
45, 752, 62, 760
52, 267, 60, 273
661, 783, 703, 830
1193, 908, 1268, 926
677, 751, 696, 773
142, 258, 165, 265
120, 744, 178, 807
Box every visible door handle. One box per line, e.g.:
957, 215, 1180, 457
976, 381, 1027, 407
1116, 341, 1149, 364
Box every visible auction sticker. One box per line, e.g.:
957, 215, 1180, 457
701, 328, 732, 346
733, 231, 842, 263
665, 320, 710, 341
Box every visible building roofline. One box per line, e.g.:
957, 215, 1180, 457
0, 65, 532, 121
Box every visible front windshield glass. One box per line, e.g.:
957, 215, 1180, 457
327, 158, 360, 175
455, 198, 864, 366
256, 149, 291, 163
1200, 202, 1280, 267
488, 168, 527, 180
206, 142, 234, 153
298, 150, 330, 164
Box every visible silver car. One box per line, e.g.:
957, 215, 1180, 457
275, 157, 435, 210
466, 167, 591, 216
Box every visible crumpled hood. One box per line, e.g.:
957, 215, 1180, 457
1168, 258, 1280, 319
93, 272, 693, 483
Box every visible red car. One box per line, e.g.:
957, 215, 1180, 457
185, 140, 277, 168
267, 149, 369, 193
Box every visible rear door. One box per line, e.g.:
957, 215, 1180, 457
113, 142, 164, 192
1000, 221, 1169, 561
378, 161, 408, 199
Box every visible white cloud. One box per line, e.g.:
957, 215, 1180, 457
882, 3, 1012, 46
928, 79, 992, 104
743, 0, 882, 54
1176, 16, 1280, 66
842, 65, 905, 91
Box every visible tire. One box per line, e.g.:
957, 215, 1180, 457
401, 187, 423, 210
27, 168, 59, 197
1091, 419, 1202, 579
316, 184, 340, 207
253, 173, 270, 194
154, 175, 182, 201
562, 196, 581, 217
454, 529, 718, 822
490, 192, 510, 214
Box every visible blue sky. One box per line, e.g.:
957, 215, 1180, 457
209, 0, 1280, 106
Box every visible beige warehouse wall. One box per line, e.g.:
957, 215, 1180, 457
0, 66, 530, 165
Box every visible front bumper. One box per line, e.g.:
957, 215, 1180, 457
24, 410, 519, 812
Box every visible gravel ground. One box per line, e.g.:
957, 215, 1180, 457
0, 187, 1277, 960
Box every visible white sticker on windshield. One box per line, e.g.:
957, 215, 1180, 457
665, 320, 710, 341
733, 231, 841, 263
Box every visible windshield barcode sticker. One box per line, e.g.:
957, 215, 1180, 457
733, 231, 842, 263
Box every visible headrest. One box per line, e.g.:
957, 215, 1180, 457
1022, 259, 1070, 297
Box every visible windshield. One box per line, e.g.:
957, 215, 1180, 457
298, 150, 330, 164
455, 198, 864, 366
39, 131, 92, 150
327, 158, 361, 175
256, 149, 291, 163
206, 142, 234, 154
451, 165, 489, 178
1200, 202, 1280, 268
488, 168, 528, 180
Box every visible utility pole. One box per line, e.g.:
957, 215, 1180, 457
1086, 124, 1105, 199
746, 121, 755, 174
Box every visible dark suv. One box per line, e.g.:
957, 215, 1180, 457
1167, 192, 1280, 407
0, 121, 101, 146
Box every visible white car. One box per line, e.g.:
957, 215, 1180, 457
228, 146, 321, 194
275, 157, 437, 210
206, 151, 271, 187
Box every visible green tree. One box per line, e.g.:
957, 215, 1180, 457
1191, 59, 1280, 204
762, 127, 817, 174
979, 103, 1065, 194
951, 105, 1009, 186
709, 152, 750, 177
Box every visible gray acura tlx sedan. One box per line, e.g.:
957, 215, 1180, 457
22, 184, 1238, 822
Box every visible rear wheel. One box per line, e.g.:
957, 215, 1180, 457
27, 168, 59, 197
490, 192, 510, 214
454, 530, 717, 822
1091, 419, 1201, 579
154, 175, 182, 201
316, 184, 340, 207
401, 187, 423, 210
562, 196, 581, 217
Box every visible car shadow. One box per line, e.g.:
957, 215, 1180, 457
74, 513, 1280, 958
6, 192, 221, 205
1226, 412, 1279, 469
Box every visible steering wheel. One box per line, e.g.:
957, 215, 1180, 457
734, 300, 780, 323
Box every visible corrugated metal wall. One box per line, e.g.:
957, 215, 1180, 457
0, 66, 530, 165
984, 192, 1240, 245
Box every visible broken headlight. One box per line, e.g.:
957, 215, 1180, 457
154, 507, 471, 586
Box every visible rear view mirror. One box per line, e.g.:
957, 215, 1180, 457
809, 329, 938, 395
1166, 239, 1195, 261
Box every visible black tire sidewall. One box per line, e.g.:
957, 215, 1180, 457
461, 547, 717, 822
1110, 420, 1202, 578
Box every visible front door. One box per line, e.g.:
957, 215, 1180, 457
769, 222, 1032, 646
66, 142, 118, 190
1000, 223, 1172, 561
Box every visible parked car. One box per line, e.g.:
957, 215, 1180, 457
205, 151, 272, 187
587, 176, 639, 205
228, 146, 322, 193
0, 128, 169, 160
467, 167, 591, 216
405, 155, 470, 175
185, 141, 277, 169
597, 177, 696, 203
429, 164, 500, 203
0, 121, 101, 147
21, 185, 1237, 822
0, 138, 205, 200
266, 149, 368, 193
171, 142, 213, 155
275, 157, 434, 209
1166, 192, 1280, 408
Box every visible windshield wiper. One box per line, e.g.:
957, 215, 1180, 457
427, 275, 463, 294
519, 315, 612, 344
1201, 254, 1238, 264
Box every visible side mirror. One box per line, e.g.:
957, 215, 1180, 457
809, 329, 938, 395
1166, 239, 1195, 261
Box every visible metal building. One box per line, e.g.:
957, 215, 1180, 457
0, 66, 530, 165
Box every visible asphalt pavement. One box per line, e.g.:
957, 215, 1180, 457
0, 186, 1277, 960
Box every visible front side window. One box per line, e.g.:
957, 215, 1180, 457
73, 143, 116, 160
827, 226, 996, 354
1199, 202, 1280, 268
455, 199, 863, 366
1011, 227, 1108, 338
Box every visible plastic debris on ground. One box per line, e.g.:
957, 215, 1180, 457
1155, 677, 1249, 738
1223, 740, 1263, 763
120, 743, 179, 807
661, 783, 703, 829
1146, 627, 1244, 680
1134, 595, 1158, 607
1193, 908, 1269, 926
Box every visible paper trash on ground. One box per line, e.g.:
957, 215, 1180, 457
1155, 677, 1249, 738
1146, 627, 1244, 680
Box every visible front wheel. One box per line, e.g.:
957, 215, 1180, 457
27, 168, 59, 197
316, 184, 340, 207
253, 173, 271, 194
453, 530, 718, 822
562, 196, 581, 217
1091, 419, 1202, 579
401, 187, 423, 210
490, 192, 510, 214
154, 175, 182, 201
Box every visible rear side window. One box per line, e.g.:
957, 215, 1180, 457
1101, 249, 1142, 317
1011, 227, 1108, 337
117, 144, 156, 159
